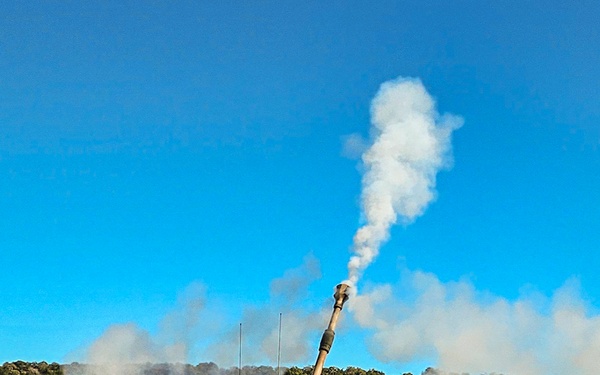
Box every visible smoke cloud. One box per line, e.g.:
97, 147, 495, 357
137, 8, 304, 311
351, 269, 600, 375
347, 77, 463, 287
77, 257, 326, 374
82, 282, 207, 375
78, 260, 600, 375
207, 254, 328, 366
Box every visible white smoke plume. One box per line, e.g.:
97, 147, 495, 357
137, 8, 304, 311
347, 77, 463, 287
351, 269, 600, 375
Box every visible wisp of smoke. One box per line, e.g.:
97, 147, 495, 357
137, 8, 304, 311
347, 77, 463, 287
206, 254, 328, 366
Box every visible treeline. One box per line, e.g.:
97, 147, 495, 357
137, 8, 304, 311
0, 361, 62, 375
1, 363, 388, 375
1, 361, 492, 375
63, 363, 387, 375
63, 362, 286, 375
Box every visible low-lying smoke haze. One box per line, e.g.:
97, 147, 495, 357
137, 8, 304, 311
351, 269, 600, 375
77, 256, 328, 375
78, 258, 600, 375
346, 77, 463, 287
82, 282, 208, 375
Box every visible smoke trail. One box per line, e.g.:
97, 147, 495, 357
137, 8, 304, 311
347, 77, 463, 286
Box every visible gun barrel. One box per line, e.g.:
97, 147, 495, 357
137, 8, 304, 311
312, 283, 350, 375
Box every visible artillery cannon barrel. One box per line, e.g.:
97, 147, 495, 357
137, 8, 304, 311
312, 283, 350, 375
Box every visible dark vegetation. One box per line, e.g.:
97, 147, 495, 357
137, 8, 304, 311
0, 361, 62, 375
2, 363, 384, 375
0, 362, 496, 375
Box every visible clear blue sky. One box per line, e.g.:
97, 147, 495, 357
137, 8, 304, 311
1, 1, 600, 373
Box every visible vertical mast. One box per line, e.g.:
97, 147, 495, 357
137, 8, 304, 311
239, 323, 242, 375
277, 312, 282, 375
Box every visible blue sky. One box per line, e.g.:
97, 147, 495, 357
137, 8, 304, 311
1, 1, 600, 373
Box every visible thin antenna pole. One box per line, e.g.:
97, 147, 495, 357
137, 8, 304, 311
239, 323, 242, 375
277, 312, 282, 375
